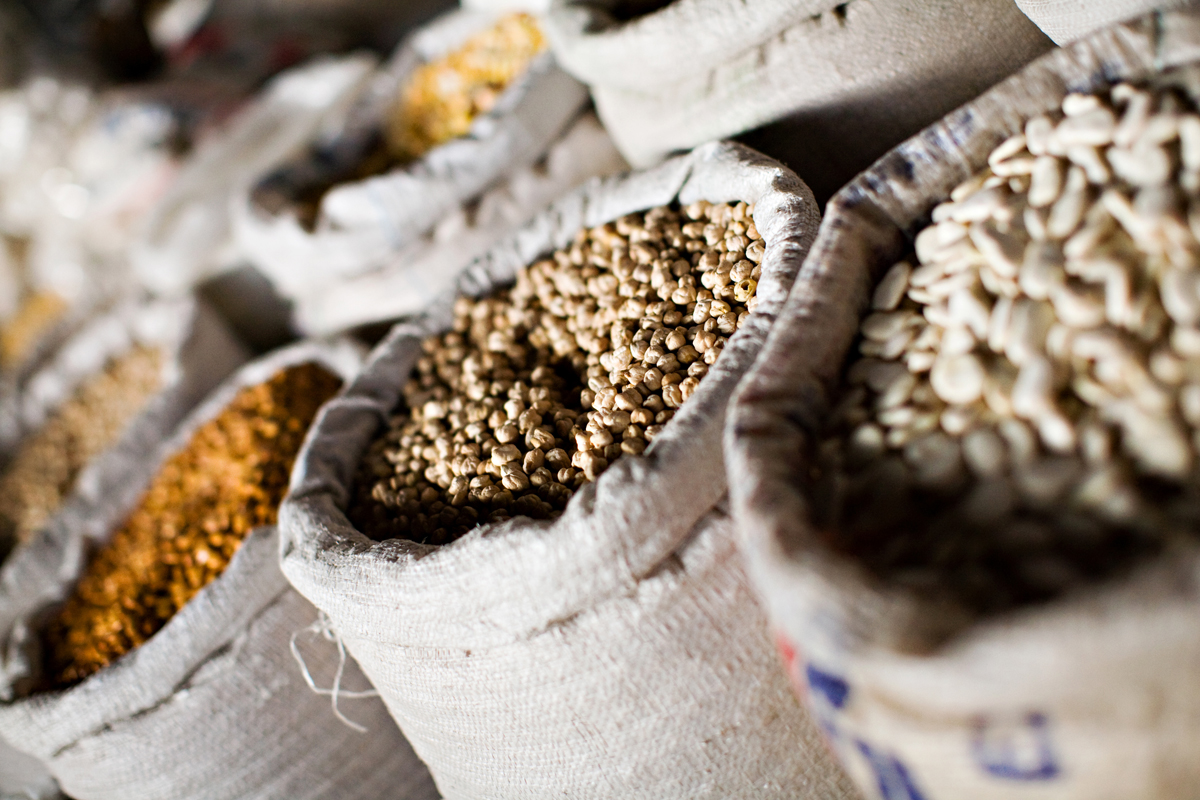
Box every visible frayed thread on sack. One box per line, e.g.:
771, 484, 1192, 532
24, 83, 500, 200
289, 612, 379, 733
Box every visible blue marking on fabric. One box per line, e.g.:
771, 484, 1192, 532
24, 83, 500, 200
972, 712, 1061, 781
854, 740, 929, 800
805, 664, 850, 709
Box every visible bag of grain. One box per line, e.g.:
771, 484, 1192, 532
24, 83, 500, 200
0, 296, 247, 562
233, 9, 590, 309
0, 78, 188, 382
727, 10, 1200, 799
1015, 0, 1198, 44
0, 339, 439, 800
289, 112, 627, 335
131, 53, 379, 296
544, 0, 1052, 202
280, 141, 859, 799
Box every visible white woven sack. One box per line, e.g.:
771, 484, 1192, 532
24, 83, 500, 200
0, 296, 247, 797
0, 295, 249, 572
545, 0, 1051, 201
290, 112, 628, 335
280, 141, 860, 799
131, 53, 379, 296
0, 339, 440, 800
726, 11, 1200, 800
460, 0, 551, 14
1015, 0, 1199, 44
0, 741, 57, 800
0, 296, 247, 466
233, 9, 590, 302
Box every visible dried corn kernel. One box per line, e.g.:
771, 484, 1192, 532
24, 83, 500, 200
386, 13, 545, 161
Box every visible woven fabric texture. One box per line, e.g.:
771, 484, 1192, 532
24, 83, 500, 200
727, 11, 1200, 799
280, 142, 860, 799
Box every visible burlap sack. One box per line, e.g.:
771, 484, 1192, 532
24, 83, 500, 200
280, 142, 860, 799
545, 0, 1052, 202
0, 340, 440, 800
131, 53, 379, 296
289, 112, 628, 335
726, 11, 1200, 799
233, 9, 590, 304
1015, 0, 1199, 44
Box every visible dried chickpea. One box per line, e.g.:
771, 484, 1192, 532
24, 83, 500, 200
351, 201, 763, 545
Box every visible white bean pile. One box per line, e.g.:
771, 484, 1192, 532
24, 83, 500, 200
352, 202, 762, 545
811, 79, 1200, 613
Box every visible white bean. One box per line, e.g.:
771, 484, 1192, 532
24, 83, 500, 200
930, 353, 986, 405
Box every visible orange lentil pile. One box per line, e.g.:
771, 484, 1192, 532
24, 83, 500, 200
40, 362, 341, 689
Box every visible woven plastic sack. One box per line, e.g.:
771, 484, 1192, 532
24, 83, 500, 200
0, 79, 183, 308
0, 296, 247, 466
726, 11, 1200, 799
545, 0, 1051, 201
280, 141, 860, 799
0, 296, 246, 798
0, 296, 248, 566
0, 742, 56, 800
460, 0, 552, 13
1015, 0, 1198, 44
290, 112, 627, 335
131, 53, 379, 296
233, 9, 590, 305
0, 340, 440, 800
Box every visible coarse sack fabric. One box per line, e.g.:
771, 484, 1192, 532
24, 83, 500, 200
726, 11, 1200, 800
131, 53, 379, 296
233, 9, 590, 303
460, 0, 552, 14
0, 340, 440, 800
0, 296, 245, 798
289, 112, 628, 335
1015, 0, 1199, 44
0, 741, 57, 800
544, 0, 1052, 202
279, 141, 859, 799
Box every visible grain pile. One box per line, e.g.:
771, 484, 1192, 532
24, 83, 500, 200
0, 292, 67, 370
0, 345, 163, 549
40, 362, 342, 688
350, 201, 763, 545
262, 13, 547, 231
812, 80, 1200, 613
386, 13, 546, 162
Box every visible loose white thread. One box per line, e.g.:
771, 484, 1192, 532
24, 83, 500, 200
290, 612, 378, 733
